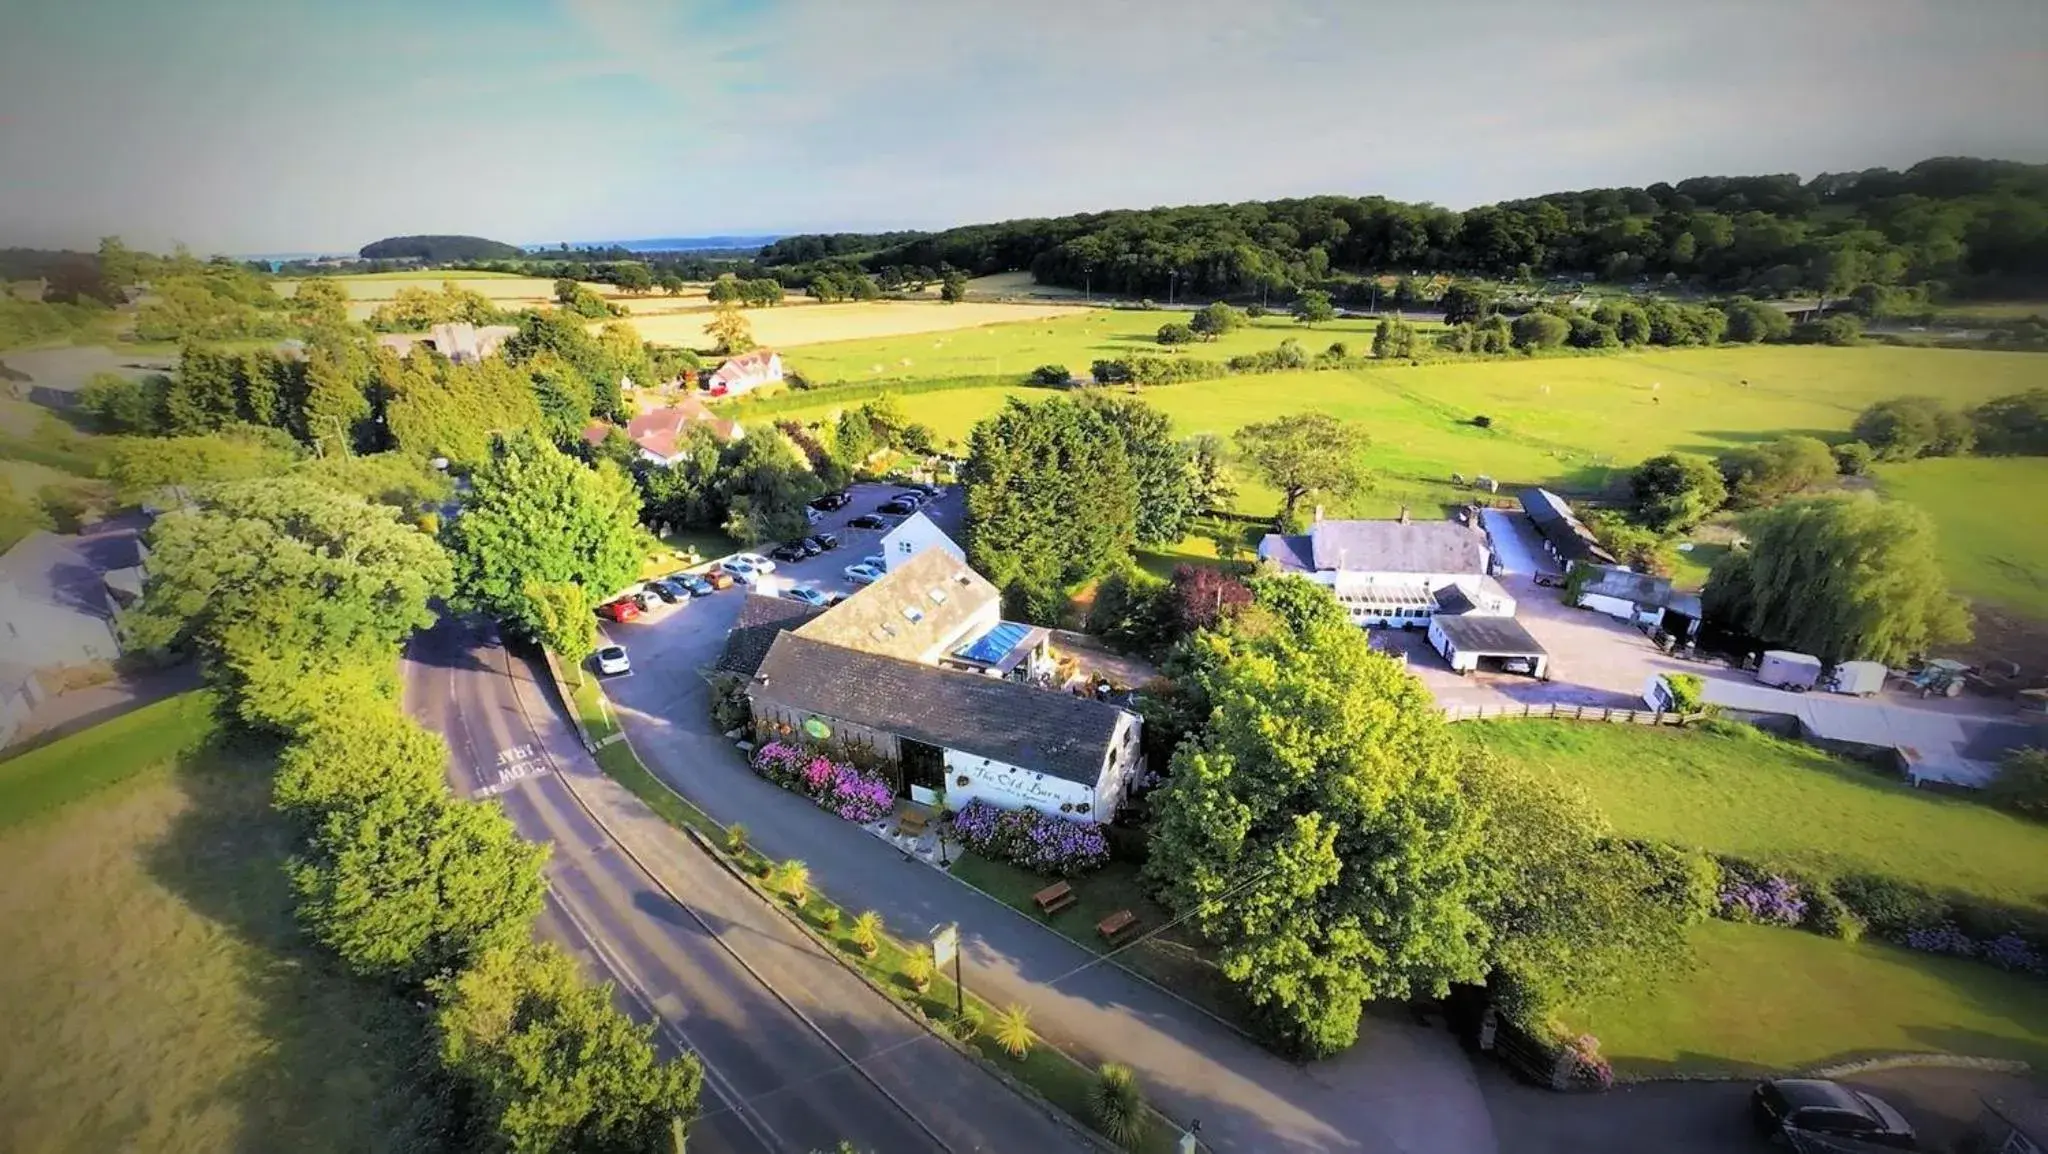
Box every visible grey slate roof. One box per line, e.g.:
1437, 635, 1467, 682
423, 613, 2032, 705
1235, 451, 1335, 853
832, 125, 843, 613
1432, 613, 1547, 656
1257, 533, 1315, 574
1575, 564, 1673, 606
795, 547, 997, 663
750, 632, 1126, 785
0, 526, 143, 621
1518, 488, 1614, 566
715, 594, 825, 677
1308, 519, 1490, 575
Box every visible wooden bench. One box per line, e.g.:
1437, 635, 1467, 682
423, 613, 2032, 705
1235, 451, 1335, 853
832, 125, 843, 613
1032, 881, 1076, 915
1096, 908, 1138, 942
895, 808, 929, 836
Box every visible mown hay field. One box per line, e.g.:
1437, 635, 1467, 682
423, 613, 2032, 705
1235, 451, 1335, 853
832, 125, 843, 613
622, 299, 1087, 352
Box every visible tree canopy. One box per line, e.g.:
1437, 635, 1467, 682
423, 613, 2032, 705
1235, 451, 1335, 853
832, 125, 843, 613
1233, 412, 1371, 529
1703, 494, 1971, 664
1143, 577, 1488, 1055
446, 431, 644, 640
357, 234, 524, 262
962, 396, 1138, 614
1852, 396, 1976, 460
1628, 453, 1727, 534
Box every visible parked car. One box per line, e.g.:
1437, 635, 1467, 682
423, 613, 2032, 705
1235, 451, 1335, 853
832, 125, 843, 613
719, 559, 763, 585
1501, 657, 1537, 675
909, 483, 941, 498
808, 532, 840, 552
843, 562, 884, 585
697, 569, 734, 591
770, 541, 810, 563
862, 553, 886, 571
1751, 1080, 1916, 1149
783, 585, 833, 608
595, 645, 631, 676
847, 513, 888, 530
632, 590, 658, 611
892, 490, 927, 506
878, 499, 917, 515
677, 573, 716, 597
809, 491, 852, 511
730, 552, 775, 573
1534, 572, 1566, 588
647, 579, 685, 603
597, 598, 642, 623
805, 507, 823, 525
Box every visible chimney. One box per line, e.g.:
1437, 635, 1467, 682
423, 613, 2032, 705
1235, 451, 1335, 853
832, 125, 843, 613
1312, 505, 1323, 524
1398, 506, 1411, 525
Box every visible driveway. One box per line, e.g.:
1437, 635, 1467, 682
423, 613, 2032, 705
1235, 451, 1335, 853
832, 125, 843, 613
598, 597, 1501, 1154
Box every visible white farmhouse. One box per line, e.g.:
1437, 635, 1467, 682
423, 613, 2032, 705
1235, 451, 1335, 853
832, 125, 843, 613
878, 510, 965, 572
1256, 509, 1512, 627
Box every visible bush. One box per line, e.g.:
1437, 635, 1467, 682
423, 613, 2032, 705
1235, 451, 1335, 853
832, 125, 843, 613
752, 741, 894, 824
1028, 363, 1072, 386
1565, 1035, 1615, 1091
724, 822, 749, 855
952, 799, 1109, 875
1716, 867, 1807, 927
1627, 840, 1719, 925
814, 904, 840, 930
1832, 873, 1947, 938
902, 945, 935, 992
1792, 314, 1864, 346
1471, 415, 1493, 429
948, 1005, 983, 1042
1661, 673, 1705, 713
1802, 888, 1865, 942
1155, 322, 1194, 345
1988, 748, 2048, 819
1832, 440, 1875, 476
1090, 1062, 1150, 1148
1245, 304, 1268, 318
991, 1003, 1034, 1058
850, 910, 882, 957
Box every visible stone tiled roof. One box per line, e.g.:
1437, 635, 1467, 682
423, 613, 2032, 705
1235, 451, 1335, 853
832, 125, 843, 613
750, 633, 1125, 785
714, 594, 825, 677
1308, 519, 1489, 575
794, 548, 997, 663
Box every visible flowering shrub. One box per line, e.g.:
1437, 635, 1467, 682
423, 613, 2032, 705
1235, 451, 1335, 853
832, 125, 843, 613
753, 741, 894, 825
1985, 933, 2048, 975
953, 798, 1109, 875
1717, 875, 1807, 927
1906, 922, 1980, 958
1565, 1034, 1614, 1091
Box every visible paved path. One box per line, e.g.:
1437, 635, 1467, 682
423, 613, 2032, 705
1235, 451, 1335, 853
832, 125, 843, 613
407, 620, 1096, 1154
601, 593, 1500, 1154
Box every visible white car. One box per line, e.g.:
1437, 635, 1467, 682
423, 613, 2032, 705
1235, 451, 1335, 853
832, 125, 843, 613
784, 585, 833, 608
862, 554, 886, 571
843, 563, 884, 585
595, 645, 631, 676
733, 552, 776, 574
720, 558, 763, 585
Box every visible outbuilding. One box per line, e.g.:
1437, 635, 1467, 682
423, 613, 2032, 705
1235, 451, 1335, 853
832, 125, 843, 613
1428, 613, 1550, 678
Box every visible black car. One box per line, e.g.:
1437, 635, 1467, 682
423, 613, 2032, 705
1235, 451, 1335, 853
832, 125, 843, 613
877, 499, 917, 516
808, 532, 840, 552
809, 491, 852, 511
770, 541, 810, 563
1752, 1080, 1916, 1149
911, 483, 941, 497
892, 490, 928, 507
677, 574, 716, 598
848, 513, 888, 530
646, 579, 683, 603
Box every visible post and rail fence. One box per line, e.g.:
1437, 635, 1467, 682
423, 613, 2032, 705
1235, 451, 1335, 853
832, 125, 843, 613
1440, 702, 1706, 727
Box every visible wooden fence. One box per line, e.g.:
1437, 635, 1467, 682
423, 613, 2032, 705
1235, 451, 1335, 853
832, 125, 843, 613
1441, 703, 1704, 727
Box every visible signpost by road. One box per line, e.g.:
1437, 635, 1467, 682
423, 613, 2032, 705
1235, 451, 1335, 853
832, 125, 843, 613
931, 923, 963, 1018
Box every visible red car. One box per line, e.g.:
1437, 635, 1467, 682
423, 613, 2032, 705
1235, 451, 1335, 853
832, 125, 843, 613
597, 598, 642, 623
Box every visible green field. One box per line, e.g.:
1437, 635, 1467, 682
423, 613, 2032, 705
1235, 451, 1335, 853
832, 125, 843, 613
765, 342, 2047, 539
1876, 456, 2048, 618
1565, 919, 2048, 1076
1459, 721, 2048, 911
783, 309, 1406, 385
0, 696, 443, 1153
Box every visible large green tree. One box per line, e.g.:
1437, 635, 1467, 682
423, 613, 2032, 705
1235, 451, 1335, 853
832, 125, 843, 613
447, 431, 644, 640
962, 397, 1137, 610
1970, 388, 2048, 456
1144, 577, 1488, 1055
1703, 494, 1970, 664
1075, 393, 1195, 547
1715, 435, 1835, 509
1291, 289, 1335, 327
1628, 453, 1727, 534
1233, 412, 1371, 529
274, 694, 449, 821
435, 942, 704, 1153
719, 433, 823, 545
1851, 396, 1975, 460
128, 476, 450, 730
291, 787, 546, 986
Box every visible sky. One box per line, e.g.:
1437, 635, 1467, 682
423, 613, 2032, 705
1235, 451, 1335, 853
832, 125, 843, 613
2, 0, 2045, 255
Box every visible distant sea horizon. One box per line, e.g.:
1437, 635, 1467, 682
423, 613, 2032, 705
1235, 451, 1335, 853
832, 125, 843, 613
237, 234, 784, 262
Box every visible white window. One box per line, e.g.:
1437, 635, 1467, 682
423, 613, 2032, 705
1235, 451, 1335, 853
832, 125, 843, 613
897, 540, 913, 555
903, 606, 925, 623
928, 587, 948, 604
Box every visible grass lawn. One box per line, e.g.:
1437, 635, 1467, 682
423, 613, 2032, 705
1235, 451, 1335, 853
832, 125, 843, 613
1875, 455, 2048, 619
621, 299, 1086, 354
639, 526, 739, 578
569, 671, 621, 743
1458, 721, 2048, 911
1565, 920, 2048, 1076
948, 853, 1252, 1029
0, 698, 442, 1153
0, 690, 218, 831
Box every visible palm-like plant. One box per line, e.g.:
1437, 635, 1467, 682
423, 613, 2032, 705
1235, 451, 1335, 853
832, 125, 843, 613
1090, 1062, 1149, 1149
850, 910, 883, 957
724, 822, 749, 855
991, 1003, 1035, 1059
901, 945, 935, 992
768, 859, 809, 905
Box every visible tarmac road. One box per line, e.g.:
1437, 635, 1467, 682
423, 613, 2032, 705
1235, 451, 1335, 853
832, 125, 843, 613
404, 618, 1096, 1154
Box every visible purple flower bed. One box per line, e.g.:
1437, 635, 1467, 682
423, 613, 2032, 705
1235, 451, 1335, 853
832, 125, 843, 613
1717, 875, 1807, 927
752, 741, 894, 825
953, 798, 1109, 876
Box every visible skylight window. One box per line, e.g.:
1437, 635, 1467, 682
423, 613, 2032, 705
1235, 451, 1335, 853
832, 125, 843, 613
928, 587, 948, 604
903, 606, 925, 623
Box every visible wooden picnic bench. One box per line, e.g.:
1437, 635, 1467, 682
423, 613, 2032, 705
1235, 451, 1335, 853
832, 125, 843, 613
1096, 908, 1138, 942
1032, 881, 1076, 915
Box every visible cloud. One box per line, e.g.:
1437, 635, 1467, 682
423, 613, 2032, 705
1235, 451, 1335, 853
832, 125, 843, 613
2, 0, 2044, 252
